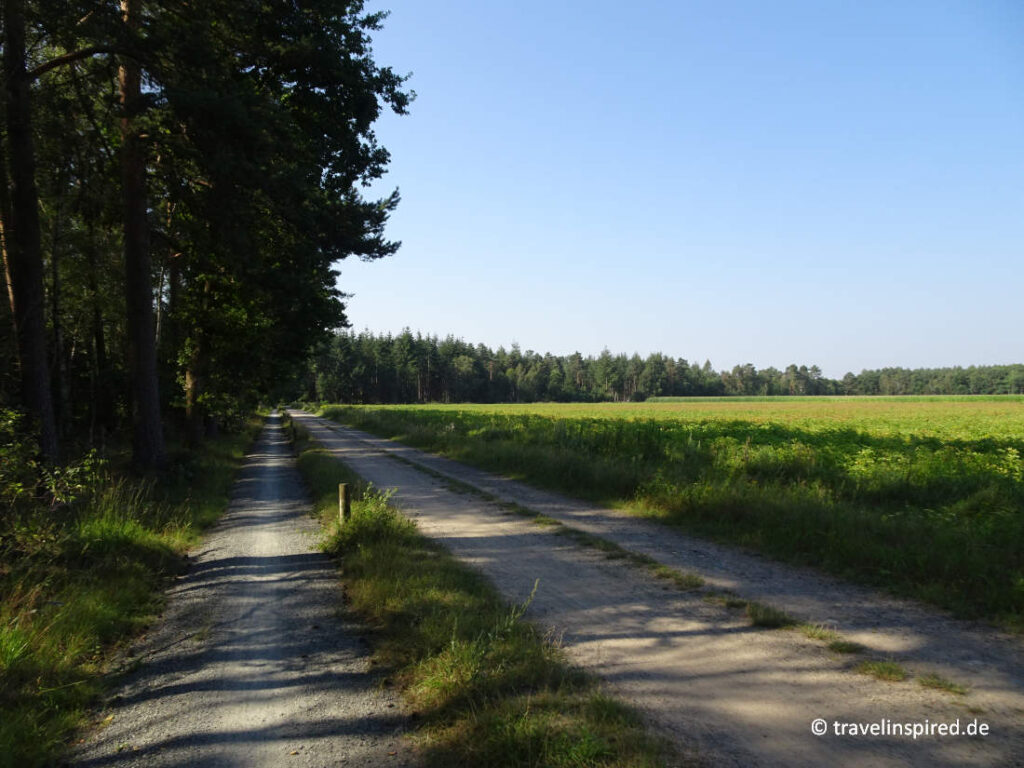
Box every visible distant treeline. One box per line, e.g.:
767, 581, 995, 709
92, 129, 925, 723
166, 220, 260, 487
303, 330, 1024, 404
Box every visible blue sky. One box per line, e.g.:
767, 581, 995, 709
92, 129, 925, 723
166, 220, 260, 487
342, 0, 1024, 378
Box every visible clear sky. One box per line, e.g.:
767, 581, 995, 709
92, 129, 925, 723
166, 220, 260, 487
341, 0, 1024, 379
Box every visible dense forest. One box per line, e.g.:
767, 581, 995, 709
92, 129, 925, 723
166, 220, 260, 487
1, 0, 409, 468
303, 330, 1024, 403
0, 7, 415, 758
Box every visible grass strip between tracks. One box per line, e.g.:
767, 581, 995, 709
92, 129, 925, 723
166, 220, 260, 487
288, 415, 676, 768
0, 416, 265, 768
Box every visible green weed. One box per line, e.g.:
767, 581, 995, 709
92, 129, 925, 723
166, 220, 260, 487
799, 624, 840, 643
918, 673, 968, 695
797, 624, 864, 653
745, 602, 797, 628
856, 659, 908, 682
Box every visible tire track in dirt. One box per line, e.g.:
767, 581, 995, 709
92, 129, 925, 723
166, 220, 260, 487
72, 414, 412, 768
292, 409, 1024, 768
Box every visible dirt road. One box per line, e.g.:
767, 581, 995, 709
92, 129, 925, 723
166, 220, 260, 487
73, 414, 411, 768
291, 409, 1024, 768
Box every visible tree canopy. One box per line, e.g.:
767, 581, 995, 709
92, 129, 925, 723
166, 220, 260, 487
1, 0, 410, 465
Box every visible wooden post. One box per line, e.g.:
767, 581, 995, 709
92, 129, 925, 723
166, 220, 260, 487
339, 483, 351, 523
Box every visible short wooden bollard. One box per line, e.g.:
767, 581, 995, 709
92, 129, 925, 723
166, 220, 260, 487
339, 483, 351, 523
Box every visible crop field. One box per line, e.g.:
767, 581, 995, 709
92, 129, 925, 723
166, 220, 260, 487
319, 397, 1024, 627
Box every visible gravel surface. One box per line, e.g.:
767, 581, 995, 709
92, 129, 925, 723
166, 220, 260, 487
71, 414, 413, 768
293, 409, 1024, 768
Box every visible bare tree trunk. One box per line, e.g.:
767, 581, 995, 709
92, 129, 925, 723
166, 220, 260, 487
49, 193, 72, 437
162, 247, 180, 369
0, 153, 16, 319
154, 200, 174, 350
120, 0, 166, 470
183, 336, 206, 446
154, 263, 166, 348
0, 165, 15, 398
2, 0, 59, 462
84, 226, 114, 439
183, 280, 210, 447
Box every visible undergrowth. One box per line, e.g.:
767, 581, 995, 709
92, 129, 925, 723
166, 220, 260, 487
0, 412, 263, 768
288, 416, 676, 767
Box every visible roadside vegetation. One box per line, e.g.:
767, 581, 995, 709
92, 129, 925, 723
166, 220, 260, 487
314, 398, 1024, 628
288, 416, 676, 768
0, 411, 262, 768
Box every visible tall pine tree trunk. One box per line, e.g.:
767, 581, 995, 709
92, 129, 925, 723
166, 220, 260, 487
183, 334, 206, 446
84, 228, 113, 441
1, 156, 15, 401
183, 280, 210, 447
2, 0, 59, 462
1, 149, 16, 320
120, 0, 166, 469
49, 195, 71, 437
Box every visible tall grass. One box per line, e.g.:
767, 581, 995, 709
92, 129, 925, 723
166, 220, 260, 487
289, 419, 674, 767
318, 402, 1024, 626
0, 417, 263, 768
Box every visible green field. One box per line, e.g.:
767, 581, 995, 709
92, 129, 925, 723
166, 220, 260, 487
319, 397, 1024, 628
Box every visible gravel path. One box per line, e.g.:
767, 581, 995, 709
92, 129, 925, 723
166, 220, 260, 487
292, 409, 1024, 768
72, 414, 413, 768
